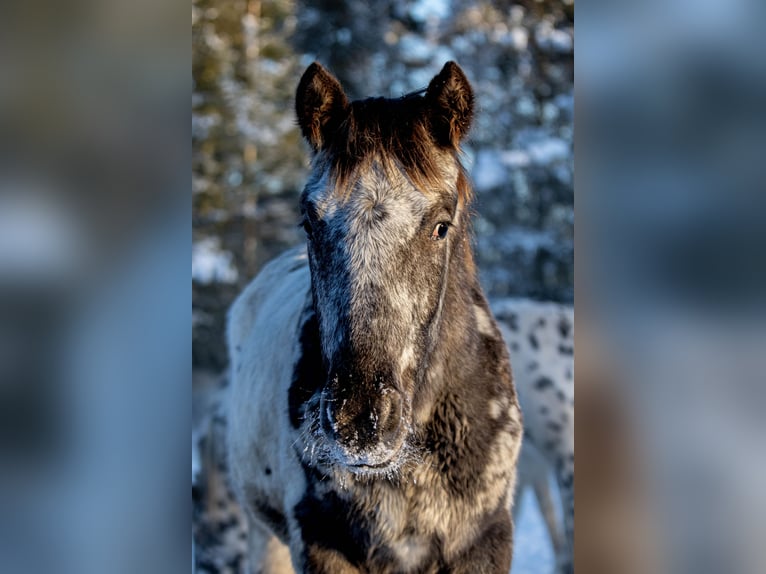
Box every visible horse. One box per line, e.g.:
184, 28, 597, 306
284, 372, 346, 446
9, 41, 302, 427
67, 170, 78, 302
226, 61, 522, 574
492, 299, 575, 574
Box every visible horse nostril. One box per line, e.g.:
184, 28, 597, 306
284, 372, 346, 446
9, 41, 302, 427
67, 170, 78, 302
322, 371, 405, 456
378, 391, 404, 447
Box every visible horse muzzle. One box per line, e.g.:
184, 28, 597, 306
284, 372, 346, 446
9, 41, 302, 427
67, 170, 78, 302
319, 380, 407, 472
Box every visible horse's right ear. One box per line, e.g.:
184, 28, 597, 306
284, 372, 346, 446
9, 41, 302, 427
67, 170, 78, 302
296, 63, 349, 152
426, 61, 474, 147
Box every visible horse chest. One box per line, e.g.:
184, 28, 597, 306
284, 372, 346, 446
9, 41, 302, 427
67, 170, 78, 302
385, 533, 434, 573
363, 484, 447, 572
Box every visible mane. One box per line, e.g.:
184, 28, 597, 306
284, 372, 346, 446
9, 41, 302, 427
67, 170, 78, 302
321, 91, 473, 207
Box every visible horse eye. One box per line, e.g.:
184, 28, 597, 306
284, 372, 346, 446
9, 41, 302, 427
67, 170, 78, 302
431, 222, 450, 241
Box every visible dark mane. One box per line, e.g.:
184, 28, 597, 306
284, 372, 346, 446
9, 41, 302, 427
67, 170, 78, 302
323, 91, 473, 205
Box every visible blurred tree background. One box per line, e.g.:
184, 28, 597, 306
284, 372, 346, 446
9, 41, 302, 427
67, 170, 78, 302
192, 0, 574, 373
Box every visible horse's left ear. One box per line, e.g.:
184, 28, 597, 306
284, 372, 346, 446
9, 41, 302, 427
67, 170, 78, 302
426, 61, 474, 147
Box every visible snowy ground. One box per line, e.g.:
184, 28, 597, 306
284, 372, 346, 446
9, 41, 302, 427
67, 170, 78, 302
512, 487, 555, 574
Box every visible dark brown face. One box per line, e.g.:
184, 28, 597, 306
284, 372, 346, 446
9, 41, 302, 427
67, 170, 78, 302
300, 162, 462, 471
295, 61, 474, 473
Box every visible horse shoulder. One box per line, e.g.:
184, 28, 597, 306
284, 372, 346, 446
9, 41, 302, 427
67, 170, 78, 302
226, 246, 311, 539
227, 246, 310, 363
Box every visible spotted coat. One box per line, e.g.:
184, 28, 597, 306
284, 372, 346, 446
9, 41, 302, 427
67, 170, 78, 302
193, 299, 574, 574
492, 299, 574, 574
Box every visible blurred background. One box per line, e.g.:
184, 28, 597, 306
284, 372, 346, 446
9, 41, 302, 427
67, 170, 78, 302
192, 1, 573, 572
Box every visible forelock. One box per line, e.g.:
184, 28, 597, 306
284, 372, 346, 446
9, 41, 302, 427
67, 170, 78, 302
318, 92, 473, 207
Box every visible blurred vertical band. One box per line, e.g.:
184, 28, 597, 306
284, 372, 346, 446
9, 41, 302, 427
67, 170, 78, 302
578, 0, 766, 573
0, 0, 189, 573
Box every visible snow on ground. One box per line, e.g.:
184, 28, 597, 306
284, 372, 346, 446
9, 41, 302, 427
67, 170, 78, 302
512, 488, 555, 574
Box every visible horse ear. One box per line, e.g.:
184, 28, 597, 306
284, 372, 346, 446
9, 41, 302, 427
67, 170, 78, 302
426, 61, 474, 147
296, 62, 349, 152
